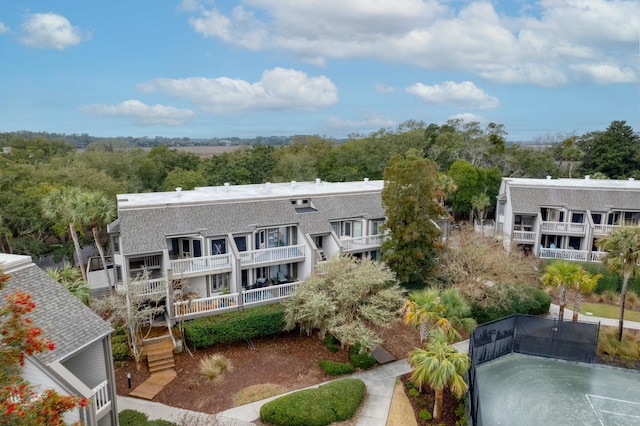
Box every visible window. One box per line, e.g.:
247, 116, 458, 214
112, 236, 120, 253
211, 238, 227, 255
571, 212, 584, 223
115, 266, 122, 283
234, 236, 247, 252
591, 213, 602, 224
499, 202, 505, 216
371, 220, 384, 235
209, 273, 229, 293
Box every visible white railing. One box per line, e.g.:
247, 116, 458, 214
239, 245, 306, 266
341, 235, 384, 251
539, 248, 589, 262
593, 224, 620, 235
541, 221, 588, 234
590, 251, 607, 262
243, 282, 301, 306
116, 278, 166, 296
170, 254, 232, 276
173, 293, 239, 317
91, 380, 110, 417
512, 231, 536, 242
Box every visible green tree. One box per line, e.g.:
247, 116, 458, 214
162, 167, 207, 191
540, 260, 582, 322
448, 160, 501, 220
408, 328, 470, 420
579, 121, 640, 179
45, 264, 92, 306
282, 256, 406, 353
596, 225, 640, 340
381, 155, 447, 284
41, 187, 87, 282
402, 288, 476, 343
570, 269, 601, 322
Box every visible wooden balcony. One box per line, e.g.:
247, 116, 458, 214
541, 221, 588, 234
512, 230, 536, 243
91, 380, 111, 419
116, 278, 166, 297
170, 254, 232, 278
239, 245, 306, 267
341, 234, 384, 252
593, 224, 620, 236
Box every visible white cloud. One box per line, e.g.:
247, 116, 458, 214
406, 81, 499, 109
20, 13, 86, 49
0, 22, 9, 34
184, 0, 640, 86
138, 68, 338, 113
449, 112, 485, 124
375, 83, 395, 93
80, 100, 195, 126
570, 63, 637, 84
327, 114, 396, 130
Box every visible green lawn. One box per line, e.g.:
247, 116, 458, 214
580, 302, 640, 322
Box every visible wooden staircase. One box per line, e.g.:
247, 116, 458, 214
144, 336, 176, 373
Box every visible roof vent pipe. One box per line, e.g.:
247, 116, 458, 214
175, 187, 182, 192
364, 178, 369, 184
585, 175, 590, 180
315, 178, 321, 184
630, 178, 635, 181
224, 182, 230, 191
546, 175, 551, 180
291, 181, 296, 187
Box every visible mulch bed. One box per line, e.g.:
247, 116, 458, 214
399, 373, 464, 426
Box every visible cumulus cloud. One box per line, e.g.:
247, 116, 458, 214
327, 114, 396, 130
20, 13, 87, 49
0, 22, 9, 34
137, 68, 338, 113
183, 0, 639, 86
375, 83, 395, 93
80, 100, 195, 126
407, 81, 499, 109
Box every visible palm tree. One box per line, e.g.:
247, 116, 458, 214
408, 329, 470, 420
402, 288, 476, 343
42, 187, 87, 282
46, 264, 91, 305
75, 190, 116, 289
435, 172, 458, 207
570, 270, 601, 322
540, 260, 582, 322
596, 225, 640, 340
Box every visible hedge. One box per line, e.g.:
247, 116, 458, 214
579, 262, 640, 295
319, 360, 355, 376
260, 378, 365, 426
470, 283, 551, 324
184, 303, 285, 348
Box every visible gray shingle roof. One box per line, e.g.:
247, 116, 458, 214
0, 257, 113, 364
117, 192, 385, 255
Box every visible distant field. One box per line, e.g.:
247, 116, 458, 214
77, 145, 242, 158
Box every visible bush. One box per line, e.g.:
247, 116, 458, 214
323, 334, 340, 353
319, 360, 355, 376
598, 328, 640, 358
349, 344, 375, 370
260, 378, 365, 426
470, 283, 551, 324
112, 341, 131, 362
119, 409, 149, 426
419, 409, 433, 421
200, 354, 233, 383
184, 304, 285, 348
580, 262, 640, 295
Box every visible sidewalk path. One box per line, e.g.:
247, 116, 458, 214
118, 305, 640, 425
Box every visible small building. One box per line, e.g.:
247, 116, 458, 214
106, 179, 388, 323
495, 176, 640, 261
0, 253, 118, 426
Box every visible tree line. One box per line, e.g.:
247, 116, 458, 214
0, 119, 637, 260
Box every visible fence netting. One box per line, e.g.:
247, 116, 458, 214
467, 314, 599, 426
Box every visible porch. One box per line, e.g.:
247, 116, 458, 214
116, 278, 167, 297
512, 230, 536, 243
341, 235, 384, 252
541, 221, 588, 234
239, 245, 306, 267
170, 253, 232, 278
172, 281, 301, 321
91, 379, 111, 420
538, 248, 605, 263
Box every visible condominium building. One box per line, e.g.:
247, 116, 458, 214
495, 176, 640, 261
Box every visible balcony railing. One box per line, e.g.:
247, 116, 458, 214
91, 380, 111, 418
116, 278, 166, 297
541, 221, 588, 234
239, 245, 306, 267
512, 231, 536, 242
341, 234, 384, 252
172, 282, 301, 320
593, 224, 620, 236
170, 254, 232, 276
539, 248, 595, 262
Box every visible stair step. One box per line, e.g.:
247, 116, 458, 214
149, 360, 176, 373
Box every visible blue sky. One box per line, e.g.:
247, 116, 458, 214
1, 0, 638, 142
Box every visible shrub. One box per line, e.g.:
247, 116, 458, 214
598, 328, 640, 358
626, 291, 639, 309
419, 409, 433, 421
323, 334, 341, 353
184, 304, 285, 348
199, 354, 233, 383
119, 409, 149, 426
348, 343, 375, 370
581, 262, 640, 295
470, 283, 551, 324
319, 360, 355, 376
112, 341, 131, 362
260, 378, 365, 426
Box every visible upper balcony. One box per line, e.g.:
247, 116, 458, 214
541, 221, 588, 235
341, 234, 384, 252
116, 277, 167, 297
512, 230, 536, 243
538, 247, 605, 263
170, 254, 232, 278
239, 244, 306, 267
593, 224, 620, 236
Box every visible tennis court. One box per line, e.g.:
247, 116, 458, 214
476, 353, 640, 425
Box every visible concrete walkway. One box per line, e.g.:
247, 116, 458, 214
118, 304, 640, 425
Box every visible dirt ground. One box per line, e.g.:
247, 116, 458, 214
115, 320, 422, 415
